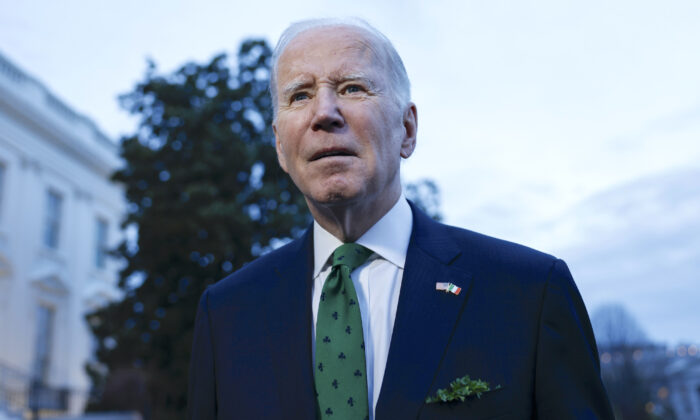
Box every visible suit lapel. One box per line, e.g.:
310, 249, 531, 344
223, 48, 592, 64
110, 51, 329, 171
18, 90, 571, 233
375, 205, 474, 420
267, 228, 318, 418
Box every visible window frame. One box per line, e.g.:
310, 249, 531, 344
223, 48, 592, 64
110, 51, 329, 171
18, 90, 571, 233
43, 189, 63, 249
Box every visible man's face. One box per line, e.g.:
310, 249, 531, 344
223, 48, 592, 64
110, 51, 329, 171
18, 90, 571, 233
273, 26, 416, 212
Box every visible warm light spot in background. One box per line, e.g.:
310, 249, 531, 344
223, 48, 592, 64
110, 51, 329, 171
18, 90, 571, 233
645, 402, 655, 414
677, 345, 687, 357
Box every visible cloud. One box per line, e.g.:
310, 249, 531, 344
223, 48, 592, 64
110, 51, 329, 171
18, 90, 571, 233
542, 166, 700, 344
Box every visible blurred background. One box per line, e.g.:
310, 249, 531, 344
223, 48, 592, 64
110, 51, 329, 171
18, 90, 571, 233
0, 1, 698, 419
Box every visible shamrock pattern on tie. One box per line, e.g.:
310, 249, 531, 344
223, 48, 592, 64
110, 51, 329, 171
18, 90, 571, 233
315, 243, 373, 419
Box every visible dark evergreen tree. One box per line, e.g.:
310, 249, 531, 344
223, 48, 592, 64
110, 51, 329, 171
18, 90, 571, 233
85, 40, 310, 419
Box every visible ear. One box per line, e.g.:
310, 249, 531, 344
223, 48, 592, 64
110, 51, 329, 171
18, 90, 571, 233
399, 102, 417, 159
273, 123, 289, 173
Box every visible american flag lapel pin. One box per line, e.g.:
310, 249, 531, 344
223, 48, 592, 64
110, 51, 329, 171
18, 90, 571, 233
435, 282, 461, 295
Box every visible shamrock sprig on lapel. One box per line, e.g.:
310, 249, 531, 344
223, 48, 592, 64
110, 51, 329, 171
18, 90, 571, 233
425, 375, 501, 404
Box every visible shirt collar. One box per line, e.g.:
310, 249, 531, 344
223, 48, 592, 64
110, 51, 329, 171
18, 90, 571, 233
313, 196, 413, 278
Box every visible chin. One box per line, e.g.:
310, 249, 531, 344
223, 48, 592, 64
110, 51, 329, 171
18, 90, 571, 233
320, 191, 355, 204
306, 177, 364, 204
307, 187, 363, 208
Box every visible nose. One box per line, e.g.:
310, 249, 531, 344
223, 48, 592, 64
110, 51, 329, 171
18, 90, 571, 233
311, 88, 345, 131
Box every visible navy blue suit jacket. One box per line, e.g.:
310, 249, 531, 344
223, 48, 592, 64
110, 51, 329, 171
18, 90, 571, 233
188, 203, 613, 419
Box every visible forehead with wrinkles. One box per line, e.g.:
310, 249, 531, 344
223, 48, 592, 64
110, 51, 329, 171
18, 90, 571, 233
276, 26, 388, 88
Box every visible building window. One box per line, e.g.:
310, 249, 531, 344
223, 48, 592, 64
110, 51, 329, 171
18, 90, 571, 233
43, 190, 63, 249
95, 218, 108, 269
32, 305, 55, 382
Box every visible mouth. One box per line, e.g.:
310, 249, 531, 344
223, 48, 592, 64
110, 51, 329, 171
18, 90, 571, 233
310, 148, 356, 161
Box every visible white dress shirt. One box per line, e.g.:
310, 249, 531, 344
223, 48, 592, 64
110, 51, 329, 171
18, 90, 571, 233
311, 197, 413, 420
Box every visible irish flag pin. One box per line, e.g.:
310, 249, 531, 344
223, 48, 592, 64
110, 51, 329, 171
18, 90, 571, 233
435, 282, 461, 295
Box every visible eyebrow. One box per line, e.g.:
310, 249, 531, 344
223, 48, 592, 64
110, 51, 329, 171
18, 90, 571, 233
281, 79, 311, 98
280, 73, 378, 98
336, 73, 376, 90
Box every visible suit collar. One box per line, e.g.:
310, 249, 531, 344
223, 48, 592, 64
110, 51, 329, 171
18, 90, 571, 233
404, 201, 462, 265
376, 202, 474, 419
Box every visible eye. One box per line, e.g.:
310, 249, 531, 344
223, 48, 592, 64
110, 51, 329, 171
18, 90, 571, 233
291, 92, 309, 102
342, 84, 364, 94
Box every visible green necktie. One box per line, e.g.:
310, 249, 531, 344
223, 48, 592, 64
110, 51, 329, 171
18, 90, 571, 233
315, 243, 373, 419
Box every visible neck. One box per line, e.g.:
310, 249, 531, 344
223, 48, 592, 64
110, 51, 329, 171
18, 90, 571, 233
307, 186, 401, 243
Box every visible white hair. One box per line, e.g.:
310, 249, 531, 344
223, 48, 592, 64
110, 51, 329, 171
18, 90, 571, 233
270, 17, 411, 118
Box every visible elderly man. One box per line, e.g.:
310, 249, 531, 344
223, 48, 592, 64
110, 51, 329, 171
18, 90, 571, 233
188, 18, 613, 420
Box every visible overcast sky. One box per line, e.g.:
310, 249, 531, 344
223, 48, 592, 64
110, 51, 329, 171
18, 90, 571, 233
1, 0, 698, 345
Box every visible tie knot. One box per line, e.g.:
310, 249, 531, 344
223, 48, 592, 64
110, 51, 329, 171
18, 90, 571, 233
331, 243, 372, 272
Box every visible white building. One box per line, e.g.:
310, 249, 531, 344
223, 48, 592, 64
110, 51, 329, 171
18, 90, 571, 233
0, 51, 125, 418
